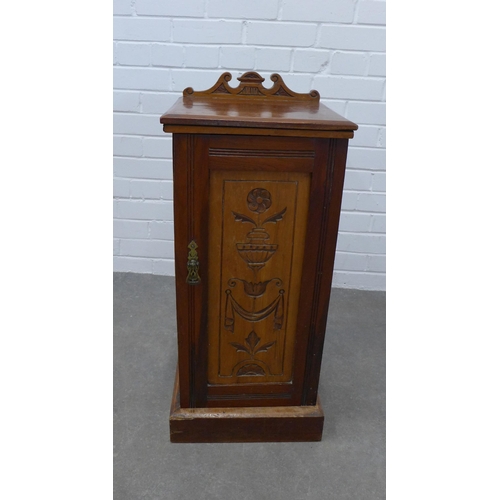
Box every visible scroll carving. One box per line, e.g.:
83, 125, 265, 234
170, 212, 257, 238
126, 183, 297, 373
183, 72, 320, 101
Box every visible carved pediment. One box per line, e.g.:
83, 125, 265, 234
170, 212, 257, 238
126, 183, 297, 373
183, 72, 320, 101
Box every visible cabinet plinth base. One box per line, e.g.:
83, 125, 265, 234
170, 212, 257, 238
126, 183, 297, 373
169, 369, 324, 443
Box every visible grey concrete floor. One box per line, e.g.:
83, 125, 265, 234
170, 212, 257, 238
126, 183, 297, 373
114, 272, 385, 500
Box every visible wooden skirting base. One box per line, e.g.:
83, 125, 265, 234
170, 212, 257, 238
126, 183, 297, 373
169, 369, 324, 443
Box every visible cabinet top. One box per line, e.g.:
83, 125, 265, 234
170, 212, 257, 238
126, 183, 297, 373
160, 72, 358, 138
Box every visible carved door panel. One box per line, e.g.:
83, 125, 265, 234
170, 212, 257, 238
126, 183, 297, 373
207, 171, 310, 385
204, 134, 322, 408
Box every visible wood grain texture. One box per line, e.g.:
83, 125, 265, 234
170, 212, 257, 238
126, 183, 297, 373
183, 71, 320, 101
207, 170, 311, 386
163, 124, 355, 139
163, 73, 356, 441
160, 72, 357, 136
172, 134, 349, 409
204, 136, 319, 407
172, 134, 210, 407
170, 367, 324, 443
301, 139, 350, 405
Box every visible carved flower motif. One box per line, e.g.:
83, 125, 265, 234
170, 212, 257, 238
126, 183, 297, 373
247, 188, 272, 214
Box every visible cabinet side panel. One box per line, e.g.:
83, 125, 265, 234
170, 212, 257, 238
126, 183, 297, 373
172, 134, 191, 408
172, 134, 210, 408
300, 138, 349, 405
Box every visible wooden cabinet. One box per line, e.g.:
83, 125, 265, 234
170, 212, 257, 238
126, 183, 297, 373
160, 72, 357, 442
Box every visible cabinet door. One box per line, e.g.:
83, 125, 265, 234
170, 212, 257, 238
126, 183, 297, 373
172, 134, 348, 408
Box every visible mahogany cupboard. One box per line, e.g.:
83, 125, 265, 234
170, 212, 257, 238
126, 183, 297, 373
160, 72, 357, 442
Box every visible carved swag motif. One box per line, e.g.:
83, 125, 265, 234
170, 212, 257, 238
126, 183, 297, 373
225, 188, 287, 377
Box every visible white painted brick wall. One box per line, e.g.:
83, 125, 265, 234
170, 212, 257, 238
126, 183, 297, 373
135, 0, 205, 18
113, 17, 172, 42
209, 0, 280, 20
151, 44, 183, 67
293, 49, 330, 73
172, 20, 242, 44
113, 0, 386, 290
246, 21, 317, 47
116, 42, 150, 66
282, 0, 356, 23
255, 47, 292, 71
186, 45, 220, 68
220, 47, 256, 70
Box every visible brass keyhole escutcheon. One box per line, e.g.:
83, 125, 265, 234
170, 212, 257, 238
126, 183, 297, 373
187, 240, 201, 285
